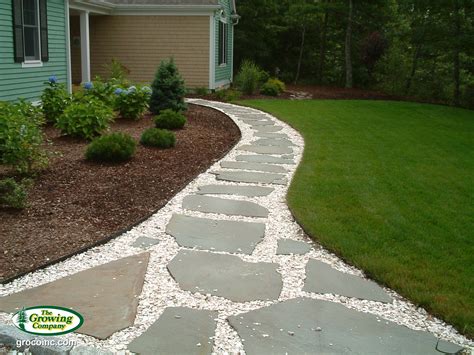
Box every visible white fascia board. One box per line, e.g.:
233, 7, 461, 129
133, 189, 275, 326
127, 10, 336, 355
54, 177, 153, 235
112, 5, 219, 15
69, 1, 112, 14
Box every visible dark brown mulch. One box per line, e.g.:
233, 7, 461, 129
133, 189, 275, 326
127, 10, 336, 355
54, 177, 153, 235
0, 104, 240, 283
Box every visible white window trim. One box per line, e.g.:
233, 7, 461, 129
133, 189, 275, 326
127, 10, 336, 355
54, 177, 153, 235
218, 20, 228, 66
22, 0, 43, 67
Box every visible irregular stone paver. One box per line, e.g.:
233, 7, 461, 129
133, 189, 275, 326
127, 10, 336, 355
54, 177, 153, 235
236, 155, 295, 165
304, 259, 392, 303
166, 214, 265, 254
254, 132, 290, 139
253, 138, 295, 147
0, 253, 149, 339
128, 307, 217, 355
237, 114, 268, 121
228, 298, 462, 355
243, 120, 275, 127
168, 250, 282, 302
253, 125, 283, 133
131, 236, 160, 249
276, 239, 312, 255
221, 161, 287, 173
182, 195, 268, 217
238, 145, 293, 155
212, 171, 288, 185
197, 184, 274, 197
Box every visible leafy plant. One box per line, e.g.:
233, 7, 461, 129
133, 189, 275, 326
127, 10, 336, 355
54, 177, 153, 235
215, 88, 242, 102
0, 100, 48, 174
154, 109, 187, 130
267, 78, 286, 93
79, 77, 116, 108
194, 87, 209, 96
234, 60, 267, 95
149, 58, 187, 114
55, 96, 114, 140
104, 58, 130, 87
41, 75, 71, 123
260, 82, 280, 96
114, 86, 151, 120
0, 178, 29, 209
140, 128, 176, 148
85, 133, 136, 163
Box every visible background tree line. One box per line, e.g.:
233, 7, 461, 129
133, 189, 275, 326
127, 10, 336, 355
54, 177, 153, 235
234, 0, 474, 108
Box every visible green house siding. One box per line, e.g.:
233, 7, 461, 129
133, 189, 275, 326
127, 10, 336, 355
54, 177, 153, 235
214, 0, 233, 86
0, 0, 68, 102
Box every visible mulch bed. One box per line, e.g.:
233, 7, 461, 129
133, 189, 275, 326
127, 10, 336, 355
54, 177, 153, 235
0, 104, 240, 283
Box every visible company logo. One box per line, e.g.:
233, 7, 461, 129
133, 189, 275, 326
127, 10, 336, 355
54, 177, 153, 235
12, 306, 84, 336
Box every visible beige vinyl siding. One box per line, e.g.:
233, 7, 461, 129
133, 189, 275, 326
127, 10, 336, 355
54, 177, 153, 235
85, 15, 209, 88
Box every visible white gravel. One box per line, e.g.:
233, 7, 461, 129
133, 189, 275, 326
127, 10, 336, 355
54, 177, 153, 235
0, 99, 472, 353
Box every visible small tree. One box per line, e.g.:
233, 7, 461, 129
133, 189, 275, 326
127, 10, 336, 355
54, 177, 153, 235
149, 58, 187, 114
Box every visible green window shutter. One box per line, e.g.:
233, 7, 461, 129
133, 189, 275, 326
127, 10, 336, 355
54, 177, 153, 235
39, 0, 48, 62
12, 0, 24, 63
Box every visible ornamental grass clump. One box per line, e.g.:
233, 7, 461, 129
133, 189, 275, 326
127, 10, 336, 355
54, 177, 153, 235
41, 75, 71, 123
0, 100, 48, 174
149, 58, 187, 114
114, 85, 151, 120
234, 60, 268, 95
140, 128, 176, 149
85, 133, 136, 163
55, 95, 114, 140
154, 109, 186, 130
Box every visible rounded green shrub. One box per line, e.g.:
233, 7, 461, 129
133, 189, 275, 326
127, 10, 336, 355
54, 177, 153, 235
41, 76, 71, 123
140, 128, 176, 148
56, 96, 114, 140
85, 133, 136, 163
0, 178, 29, 209
154, 109, 186, 130
260, 82, 280, 96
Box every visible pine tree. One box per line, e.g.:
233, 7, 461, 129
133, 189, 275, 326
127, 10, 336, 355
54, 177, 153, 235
17, 308, 28, 330
149, 58, 187, 115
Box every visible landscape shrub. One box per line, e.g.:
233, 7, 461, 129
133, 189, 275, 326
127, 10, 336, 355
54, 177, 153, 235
80, 78, 116, 108
0, 178, 29, 209
149, 58, 187, 114
215, 88, 242, 102
0, 100, 48, 174
260, 81, 280, 96
41, 75, 71, 123
85, 133, 136, 163
194, 87, 209, 96
104, 58, 130, 87
234, 60, 267, 95
462, 82, 474, 109
140, 128, 176, 148
154, 109, 187, 130
55, 96, 114, 140
267, 78, 286, 93
114, 85, 151, 120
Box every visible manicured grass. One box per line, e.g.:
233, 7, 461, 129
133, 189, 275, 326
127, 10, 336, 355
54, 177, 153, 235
240, 99, 474, 338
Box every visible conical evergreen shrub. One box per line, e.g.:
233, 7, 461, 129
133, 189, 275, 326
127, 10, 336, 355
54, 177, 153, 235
149, 58, 187, 115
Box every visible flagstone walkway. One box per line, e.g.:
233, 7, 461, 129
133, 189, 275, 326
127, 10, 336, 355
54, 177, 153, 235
0, 100, 471, 354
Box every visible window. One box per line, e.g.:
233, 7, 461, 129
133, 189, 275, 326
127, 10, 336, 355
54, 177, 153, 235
23, 0, 40, 61
218, 20, 227, 66
12, 0, 49, 64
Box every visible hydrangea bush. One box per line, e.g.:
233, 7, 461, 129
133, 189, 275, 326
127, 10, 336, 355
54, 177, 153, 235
115, 85, 151, 120
41, 75, 71, 123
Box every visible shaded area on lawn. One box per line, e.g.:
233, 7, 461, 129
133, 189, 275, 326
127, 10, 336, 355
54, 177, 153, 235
0, 104, 240, 282
240, 99, 474, 338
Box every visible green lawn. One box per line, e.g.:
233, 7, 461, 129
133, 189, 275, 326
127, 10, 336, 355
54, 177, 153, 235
239, 99, 474, 338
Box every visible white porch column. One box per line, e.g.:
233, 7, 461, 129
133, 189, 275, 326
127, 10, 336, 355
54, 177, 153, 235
80, 10, 91, 83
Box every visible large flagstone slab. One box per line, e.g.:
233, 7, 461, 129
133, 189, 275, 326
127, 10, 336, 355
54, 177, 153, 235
238, 145, 293, 155
242, 120, 275, 127
220, 161, 287, 173
168, 250, 282, 302
253, 125, 283, 133
236, 155, 295, 165
228, 298, 463, 355
0, 253, 149, 339
212, 171, 288, 185
197, 184, 274, 197
304, 259, 392, 303
166, 214, 265, 254
254, 132, 290, 139
253, 138, 295, 147
131, 236, 160, 249
237, 114, 269, 121
182, 195, 268, 217
276, 239, 312, 255
128, 307, 217, 355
